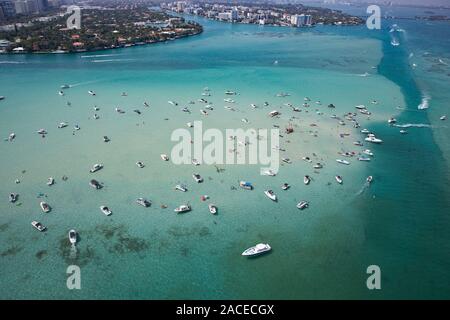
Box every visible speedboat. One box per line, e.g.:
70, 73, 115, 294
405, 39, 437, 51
8, 133, 15, 141
103, 136, 110, 143
388, 117, 397, 124
208, 204, 217, 215
192, 159, 200, 166
239, 181, 253, 190
241, 118, 249, 124
89, 179, 102, 189
100, 206, 112, 216
365, 135, 383, 144
58, 91, 64, 96
200, 109, 208, 116
37, 129, 47, 135
269, 110, 280, 117
90, 163, 103, 173
31, 221, 46, 232
304, 175, 311, 185
187, 122, 194, 128
168, 100, 178, 106
361, 129, 370, 134
242, 243, 271, 257
357, 156, 371, 162
57, 122, 68, 129
193, 173, 203, 183
136, 161, 145, 168
40, 201, 51, 213
363, 149, 374, 156
9, 193, 18, 203
264, 190, 277, 201
47, 177, 55, 186
335, 175, 343, 184
282, 158, 291, 164
136, 198, 151, 207
88, 90, 96, 96
302, 156, 312, 163
440, 115, 447, 121
225, 90, 236, 95
336, 159, 350, 165
181, 107, 190, 113
174, 204, 191, 213
74, 125, 80, 131
296, 201, 309, 210
143, 102, 149, 107
262, 169, 276, 176
175, 184, 187, 192
400, 130, 408, 134
61, 84, 70, 89
69, 229, 77, 244
133, 109, 141, 115
314, 163, 323, 169
161, 154, 169, 161
367, 176, 373, 183
224, 98, 235, 103
281, 183, 290, 190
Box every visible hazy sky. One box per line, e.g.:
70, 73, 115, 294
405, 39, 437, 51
300, 0, 450, 7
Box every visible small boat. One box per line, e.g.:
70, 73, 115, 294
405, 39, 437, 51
93, 106, 100, 111
400, 130, 408, 134
357, 156, 371, 162
200, 109, 208, 116
89, 179, 102, 189
187, 122, 194, 128
58, 91, 64, 96
175, 184, 187, 192
239, 181, 253, 190
367, 176, 373, 183
269, 110, 280, 117
37, 129, 47, 135
303, 175, 311, 185
302, 156, 312, 163
74, 125, 80, 131
88, 90, 96, 96
181, 107, 190, 113
168, 100, 178, 106
224, 98, 235, 103
281, 183, 290, 190
336, 159, 350, 165
361, 129, 370, 134
250, 103, 257, 109
121, 92, 127, 97
282, 158, 291, 164
93, 114, 99, 120
353, 141, 363, 146
313, 163, 323, 169
69, 229, 77, 244
296, 201, 309, 210
115, 107, 125, 114
335, 175, 343, 184
174, 204, 191, 213
192, 159, 200, 166
103, 136, 110, 143
363, 149, 374, 156
136, 161, 145, 168
61, 84, 70, 89
264, 190, 277, 201
40, 201, 51, 213
31, 221, 46, 232
133, 109, 141, 115
365, 135, 383, 144
242, 243, 271, 256
388, 117, 397, 124
90, 163, 103, 173
440, 115, 446, 121
208, 204, 217, 214
8, 133, 15, 141
193, 173, 203, 183
205, 105, 214, 110
9, 193, 18, 203
225, 90, 236, 95
100, 206, 112, 216
160, 154, 169, 161
0, 96, 5, 100
241, 118, 249, 123
47, 177, 55, 186
136, 198, 151, 207
262, 169, 276, 176
143, 102, 149, 107
57, 122, 68, 129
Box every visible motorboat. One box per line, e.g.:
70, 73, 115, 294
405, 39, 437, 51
440, 115, 447, 121
400, 130, 408, 134
8, 133, 15, 141
0, 96, 5, 100
208, 204, 217, 215
304, 175, 311, 185
74, 125, 80, 131
136, 161, 145, 168
313, 163, 323, 169
365, 134, 383, 144
121, 92, 127, 97
115, 107, 125, 114
296, 201, 309, 210
239, 181, 253, 190
174, 204, 191, 213
37, 129, 47, 135
58, 91, 64, 96
136, 198, 151, 207
242, 243, 271, 257
103, 136, 110, 143
168, 100, 178, 106
367, 176, 373, 183
336, 159, 350, 165
302, 156, 312, 163
269, 110, 280, 117
225, 90, 236, 95
90, 163, 103, 173
388, 117, 397, 124
143, 102, 149, 107
281, 183, 290, 190
47, 177, 55, 186
361, 129, 370, 134
262, 169, 276, 176
89, 179, 102, 189
161, 154, 169, 161
241, 118, 249, 124
355, 105, 366, 110
282, 158, 291, 164
192, 159, 200, 166
61, 84, 70, 89
31, 221, 46, 232
224, 106, 235, 111
9, 193, 18, 203
57, 122, 68, 129
69, 229, 77, 244
175, 184, 187, 192
224, 98, 235, 103
363, 149, 374, 156
133, 109, 141, 115
205, 105, 214, 111
353, 141, 363, 146
193, 173, 203, 183
88, 90, 96, 96
198, 98, 208, 103
250, 103, 257, 109
187, 122, 194, 128
264, 190, 277, 201
357, 156, 371, 162
200, 109, 208, 116
93, 114, 99, 120
40, 201, 51, 213
93, 106, 100, 111
181, 107, 190, 113
335, 175, 343, 184
100, 206, 112, 216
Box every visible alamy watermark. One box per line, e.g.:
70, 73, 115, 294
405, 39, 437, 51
66, 265, 81, 290
366, 265, 381, 290
366, 5, 381, 30
170, 121, 280, 175
66, 6, 81, 30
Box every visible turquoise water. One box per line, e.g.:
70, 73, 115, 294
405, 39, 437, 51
0, 8, 449, 299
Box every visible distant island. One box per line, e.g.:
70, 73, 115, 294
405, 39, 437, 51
161, 1, 365, 27
0, 5, 202, 54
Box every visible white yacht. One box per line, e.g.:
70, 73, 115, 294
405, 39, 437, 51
100, 206, 112, 216
40, 201, 51, 213
358, 156, 371, 162
296, 201, 309, 210
363, 149, 374, 156
242, 243, 271, 257
58, 122, 68, 129
440, 115, 446, 121
282, 183, 290, 190
193, 173, 203, 183
175, 184, 187, 192
239, 181, 253, 190
161, 154, 169, 161
304, 175, 311, 185
365, 134, 383, 144
208, 204, 217, 215
69, 230, 77, 244
47, 177, 55, 186
136, 198, 151, 207
335, 175, 343, 184
90, 163, 103, 173
262, 169, 276, 176
174, 204, 191, 213
336, 159, 350, 165
264, 190, 277, 201
32, 221, 46, 232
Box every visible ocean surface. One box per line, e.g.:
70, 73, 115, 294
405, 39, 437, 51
0, 5, 449, 299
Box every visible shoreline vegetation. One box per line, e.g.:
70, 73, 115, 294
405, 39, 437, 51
0, 6, 203, 54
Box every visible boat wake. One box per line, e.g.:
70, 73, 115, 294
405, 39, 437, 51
418, 94, 431, 110
0, 61, 25, 64
69, 79, 104, 88
81, 54, 123, 58
356, 181, 371, 195
69, 244, 78, 259
393, 123, 432, 128
91, 59, 135, 63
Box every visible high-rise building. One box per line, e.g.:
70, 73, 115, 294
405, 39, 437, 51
0, 0, 16, 17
